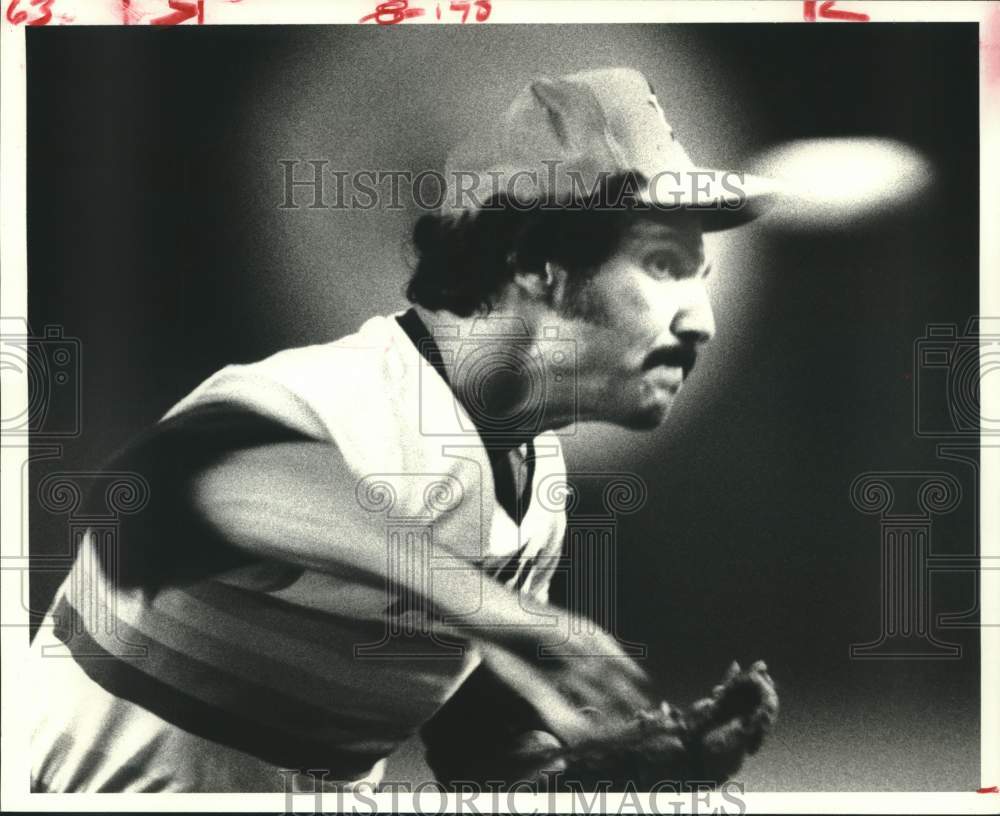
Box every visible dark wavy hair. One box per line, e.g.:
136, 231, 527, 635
405, 174, 646, 317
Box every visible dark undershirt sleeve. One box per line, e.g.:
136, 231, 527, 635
93, 402, 314, 591
419, 660, 551, 785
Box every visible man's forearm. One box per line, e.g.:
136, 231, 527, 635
186, 439, 649, 742
186, 440, 549, 633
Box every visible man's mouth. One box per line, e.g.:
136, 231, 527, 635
641, 345, 698, 379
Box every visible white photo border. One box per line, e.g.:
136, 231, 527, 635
1, 1, 997, 813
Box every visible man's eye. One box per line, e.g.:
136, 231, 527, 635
645, 253, 677, 278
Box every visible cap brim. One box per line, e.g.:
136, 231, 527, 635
638, 170, 784, 232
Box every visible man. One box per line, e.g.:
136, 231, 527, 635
30, 67, 776, 792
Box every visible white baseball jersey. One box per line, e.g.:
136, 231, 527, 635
31, 311, 568, 792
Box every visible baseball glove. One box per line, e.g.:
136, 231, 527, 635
555, 659, 779, 789
424, 659, 778, 790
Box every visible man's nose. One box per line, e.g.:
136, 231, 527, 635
668, 280, 715, 345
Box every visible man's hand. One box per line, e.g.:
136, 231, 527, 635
552, 659, 778, 789
439, 596, 655, 748
428, 660, 779, 790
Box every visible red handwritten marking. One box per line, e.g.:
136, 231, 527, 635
4, 0, 26, 23
978, 786, 999, 793
360, 0, 425, 25
803, 1, 869, 22
150, 0, 203, 25
6, 0, 54, 26
120, 0, 146, 25
450, 0, 491, 23
983, 2, 1000, 88
361, 0, 489, 24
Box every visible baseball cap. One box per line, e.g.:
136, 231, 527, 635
441, 67, 779, 231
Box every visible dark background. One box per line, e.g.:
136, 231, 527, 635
27, 24, 980, 790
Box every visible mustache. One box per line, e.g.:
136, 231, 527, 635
641, 344, 699, 378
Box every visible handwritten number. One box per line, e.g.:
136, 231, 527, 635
818, 1, 869, 21
5, 0, 27, 24
360, 0, 489, 24
6, 0, 54, 26
359, 0, 425, 24
32, 0, 50, 25
804, 1, 869, 22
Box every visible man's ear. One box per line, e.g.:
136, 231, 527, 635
512, 261, 564, 303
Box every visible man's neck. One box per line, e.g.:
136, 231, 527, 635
410, 304, 574, 449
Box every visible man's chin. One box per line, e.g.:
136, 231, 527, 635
618, 399, 672, 431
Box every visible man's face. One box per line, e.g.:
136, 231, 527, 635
553, 212, 715, 429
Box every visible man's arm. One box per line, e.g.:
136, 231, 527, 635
184, 438, 653, 746
93, 404, 310, 590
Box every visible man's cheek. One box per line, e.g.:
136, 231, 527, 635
613, 274, 664, 326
